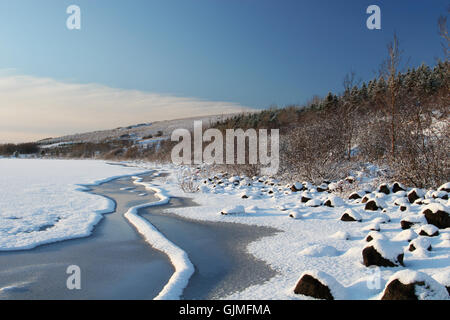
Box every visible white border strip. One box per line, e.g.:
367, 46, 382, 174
124, 176, 195, 300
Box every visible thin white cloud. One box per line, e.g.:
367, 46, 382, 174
0, 74, 250, 143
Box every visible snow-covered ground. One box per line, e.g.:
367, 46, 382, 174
0, 159, 148, 250
128, 162, 450, 300
0, 158, 448, 300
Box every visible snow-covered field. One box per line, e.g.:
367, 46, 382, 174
0, 159, 148, 250
0, 159, 449, 300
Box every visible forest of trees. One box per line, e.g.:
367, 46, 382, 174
209, 58, 449, 188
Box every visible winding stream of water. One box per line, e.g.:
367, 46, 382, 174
0, 173, 277, 299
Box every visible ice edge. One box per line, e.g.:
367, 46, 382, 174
124, 176, 195, 300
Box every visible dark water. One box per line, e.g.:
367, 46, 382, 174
0, 173, 278, 300
140, 197, 279, 299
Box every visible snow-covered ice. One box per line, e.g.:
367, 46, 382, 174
0, 159, 148, 250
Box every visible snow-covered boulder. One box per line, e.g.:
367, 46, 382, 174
323, 195, 345, 208
316, 183, 328, 193
362, 240, 404, 267
348, 191, 365, 200
432, 270, 450, 295
393, 229, 418, 242
305, 199, 322, 208
290, 182, 304, 192
418, 224, 440, 237
361, 194, 372, 204
431, 190, 448, 200
394, 197, 409, 206
277, 204, 289, 211
220, 205, 245, 216
303, 182, 314, 190
340, 209, 362, 222
345, 176, 355, 184
408, 237, 432, 252
239, 192, 249, 199
400, 215, 427, 230
378, 183, 390, 195
365, 198, 384, 211
374, 213, 391, 224
293, 270, 346, 300
330, 231, 350, 240
364, 222, 381, 232
420, 203, 450, 229
300, 191, 312, 203
288, 210, 302, 220
299, 245, 340, 257
365, 231, 386, 242
438, 182, 450, 193
408, 188, 424, 204
381, 270, 449, 300
229, 176, 240, 184
372, 216, 389, 225
392, 182, 406, 193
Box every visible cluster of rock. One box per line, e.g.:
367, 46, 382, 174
290, 181, 449, 300
294, 270, 449, 300
196, 173, 449, 300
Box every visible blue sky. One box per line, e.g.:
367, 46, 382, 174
0, 0, 448, 142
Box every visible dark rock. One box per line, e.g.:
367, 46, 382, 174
317, 186, 328, 193
361, 196, 370, 204
349, 192, 361, 200
400, 220, 414, 230
408, 243, 432, 252
422, 209, 450, 229
290, 184, 304, 192
418, 229, 440, 237
400, 206, 407, 212
362, 246, 404, 267
392, 182, 406, 193
378, 184, 390, 195
366, 235, 374, 242
381, 280, 421, 300
365, 200, 380, 211
301, 196, 311, 203
432, 193, 448, 200
293, 274, 334, 300
324, 199, 333, 208
241, 194, 249, 199
381, 272, 449, 300
341, 213, 357, 222
345, 177, 355, 184
407, 190, 421, 204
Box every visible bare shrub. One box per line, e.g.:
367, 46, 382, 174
280, 111, 348, 184
176, 168, 200, 193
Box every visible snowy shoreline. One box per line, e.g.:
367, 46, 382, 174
0, 159, 448, 300
126, 161, 450, 300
